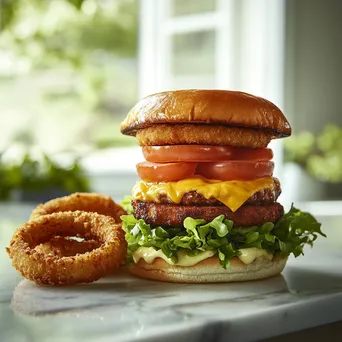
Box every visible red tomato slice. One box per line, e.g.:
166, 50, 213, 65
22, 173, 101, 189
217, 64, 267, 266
196, 161, 274, 181
142, 145, 235, 162
142, 145, 272, 162
232, 148, 273, 161
136, 162, 197, 182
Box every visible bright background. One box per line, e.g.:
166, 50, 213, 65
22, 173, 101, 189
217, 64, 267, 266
0, 0, 342, 209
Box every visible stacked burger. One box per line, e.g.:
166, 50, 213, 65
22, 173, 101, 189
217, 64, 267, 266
120, 89, 324, 283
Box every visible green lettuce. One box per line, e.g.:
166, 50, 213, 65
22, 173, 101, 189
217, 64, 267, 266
121, 195, 134, 214
121, 205, 326, 268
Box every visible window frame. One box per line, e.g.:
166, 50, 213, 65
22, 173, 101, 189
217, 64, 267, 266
139, 0, 285, 101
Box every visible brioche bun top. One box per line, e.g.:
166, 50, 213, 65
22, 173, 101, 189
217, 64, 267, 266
120, 89, 291, 138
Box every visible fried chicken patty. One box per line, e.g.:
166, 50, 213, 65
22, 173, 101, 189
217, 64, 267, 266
157, 178, 281, 206
132, 201, 284, 227
136, 124, 274, 148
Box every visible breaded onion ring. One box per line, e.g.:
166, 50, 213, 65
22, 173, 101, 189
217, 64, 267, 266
30, 193, 126, 222
136, 124, 273, 148
34, 237, 101, 258
6, 211, 127, 285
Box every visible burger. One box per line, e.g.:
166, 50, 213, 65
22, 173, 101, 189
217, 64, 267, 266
120, 89, 325, 283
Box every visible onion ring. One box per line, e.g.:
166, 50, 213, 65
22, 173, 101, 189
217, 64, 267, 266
34, 237, 101, 258
30, 193, 126, 222
6, 211, 127, 285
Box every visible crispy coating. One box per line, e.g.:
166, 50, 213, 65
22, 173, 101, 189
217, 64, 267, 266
34, 237, 101, 258
30, 193, 126, 222
132, 201, 284, 227
136, 124, 273, 148
6, 211, 127, 285
157, 178, 281, 206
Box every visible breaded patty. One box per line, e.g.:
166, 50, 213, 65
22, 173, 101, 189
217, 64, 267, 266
136, 124, 273, 148
132, 201, 284, 227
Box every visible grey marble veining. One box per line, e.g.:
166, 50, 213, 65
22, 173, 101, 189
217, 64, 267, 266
1, 210, 342, 342
6, 267, 342, 342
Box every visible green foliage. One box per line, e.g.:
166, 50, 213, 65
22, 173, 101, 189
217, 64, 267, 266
120, 195, 133, 215
1, 0, 87, 31
67, 0, 87, 10
0, 0, 20, 31
284, 132, 315, 165
0, 153, 90, 201
0, 0, 138, 110
0, 0, 138, 61
284, 124, 342, 183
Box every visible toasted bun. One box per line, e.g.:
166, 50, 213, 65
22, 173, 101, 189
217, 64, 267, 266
121, 90, 291, 137
128, 256, 287, 283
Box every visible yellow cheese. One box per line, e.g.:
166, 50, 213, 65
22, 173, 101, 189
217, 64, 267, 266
132, 247, 216, 266
238, 248, 273, 264
132, 177, 274, 212
132, 247, 273, 266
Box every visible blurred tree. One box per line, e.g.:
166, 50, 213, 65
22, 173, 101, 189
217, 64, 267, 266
0, 0, 138, 199
284, 124, 342, 183
0, 0, 138, 109
0, 152, 90, 201
0, 0, 137, 56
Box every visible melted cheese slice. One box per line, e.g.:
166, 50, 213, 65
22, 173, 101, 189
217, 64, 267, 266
132, 177, 274, 212
132, 247, 273, 266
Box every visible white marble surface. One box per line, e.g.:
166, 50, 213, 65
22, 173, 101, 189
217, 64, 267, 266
1, 205, 342, 342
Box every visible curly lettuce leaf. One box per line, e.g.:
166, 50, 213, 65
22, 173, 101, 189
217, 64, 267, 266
273, 204, 326, 257
121, 205, 325, 269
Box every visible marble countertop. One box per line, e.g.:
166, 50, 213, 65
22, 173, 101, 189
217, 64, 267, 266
1, 204, 342, 342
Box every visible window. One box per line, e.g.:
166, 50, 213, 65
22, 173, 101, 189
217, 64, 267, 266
140, 0, 285, 99
171, 0, 217, 17
140, 0, 286, 176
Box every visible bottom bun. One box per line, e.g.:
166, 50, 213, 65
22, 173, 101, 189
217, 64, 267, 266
128, 256, 287, 283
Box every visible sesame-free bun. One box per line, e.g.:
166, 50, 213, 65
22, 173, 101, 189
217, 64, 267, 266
128, 256, 287, 283
120, 90, 291, 138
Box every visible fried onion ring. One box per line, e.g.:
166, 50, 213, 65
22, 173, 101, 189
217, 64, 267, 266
34, 237, 101, 258
6, 211, 127, 285
30, 193, 126, 222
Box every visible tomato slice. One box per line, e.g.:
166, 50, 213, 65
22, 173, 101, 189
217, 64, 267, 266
136, 162, 197, 182
142, 145, 272, 162
196, 161, 274, 181
232, 148, 273, 161
142, 145, 235, 162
